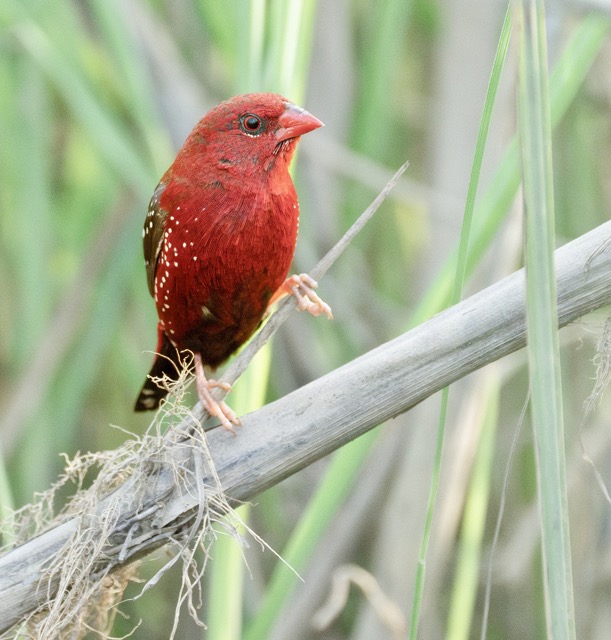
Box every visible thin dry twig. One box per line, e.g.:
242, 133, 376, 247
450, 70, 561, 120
312, 564, 407, 640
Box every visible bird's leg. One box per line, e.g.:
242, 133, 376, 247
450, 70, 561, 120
270, 273, 333, 319
193, 353, 240, 434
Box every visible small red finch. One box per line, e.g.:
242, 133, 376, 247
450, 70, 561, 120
135, 93, 331, 430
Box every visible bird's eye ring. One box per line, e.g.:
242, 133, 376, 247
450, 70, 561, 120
239, 114, 265, 135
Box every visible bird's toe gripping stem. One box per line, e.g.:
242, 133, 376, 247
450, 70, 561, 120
277, 273, 333, 319
194, 353, 240, 434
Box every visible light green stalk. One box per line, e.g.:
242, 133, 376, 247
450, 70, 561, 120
518, 2, 575, 638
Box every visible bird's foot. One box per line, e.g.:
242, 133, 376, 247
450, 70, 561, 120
278, 273, 333, 319
194, 354, 240, 434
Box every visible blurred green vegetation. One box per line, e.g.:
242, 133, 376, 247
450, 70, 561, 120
1, 1, 611, 639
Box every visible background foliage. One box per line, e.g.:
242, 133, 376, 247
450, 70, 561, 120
1, 1, 611, 638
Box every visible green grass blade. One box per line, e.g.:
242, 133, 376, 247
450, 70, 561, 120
236, 0, 266, 93
409, 9, 511, 638
263, 0, 318, 99
87, 0, 173, 173
446, 378, 500, 640
518, 2, 575, 638
9, 63, 53, 359
452, 6, 512, 299
206, 505, 250, 639
0, 441, 15, 546
351, 0, 415, 159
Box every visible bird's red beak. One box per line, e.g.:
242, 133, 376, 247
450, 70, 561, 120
276, 104, 324, 142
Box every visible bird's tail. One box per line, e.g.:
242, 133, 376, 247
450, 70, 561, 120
134, 333, 190, 412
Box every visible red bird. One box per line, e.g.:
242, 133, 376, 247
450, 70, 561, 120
135, 93, 331, 430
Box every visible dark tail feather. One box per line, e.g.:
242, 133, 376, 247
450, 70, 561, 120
134, 336, 189, 412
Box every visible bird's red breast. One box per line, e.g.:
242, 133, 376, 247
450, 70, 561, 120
135, 94, 323, 410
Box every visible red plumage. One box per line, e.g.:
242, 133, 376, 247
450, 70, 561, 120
135, 93, 327, 428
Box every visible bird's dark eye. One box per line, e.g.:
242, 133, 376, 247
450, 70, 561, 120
239, 114, 265, 135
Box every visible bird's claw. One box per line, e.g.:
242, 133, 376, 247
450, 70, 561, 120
194, 354, 240, 434
197, 382, 240, 434
285, 273, 333, 320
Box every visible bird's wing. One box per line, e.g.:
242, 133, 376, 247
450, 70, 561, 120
143, 180, 168, 297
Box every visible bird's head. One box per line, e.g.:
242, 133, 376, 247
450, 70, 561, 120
182, 93, 323, 177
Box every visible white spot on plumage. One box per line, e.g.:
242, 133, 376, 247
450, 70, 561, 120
174, 261, 178, 267
201, 305, 215, 320
193, 256, 197, 261
183, 242, 187, 248
165, 270, 169, 278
